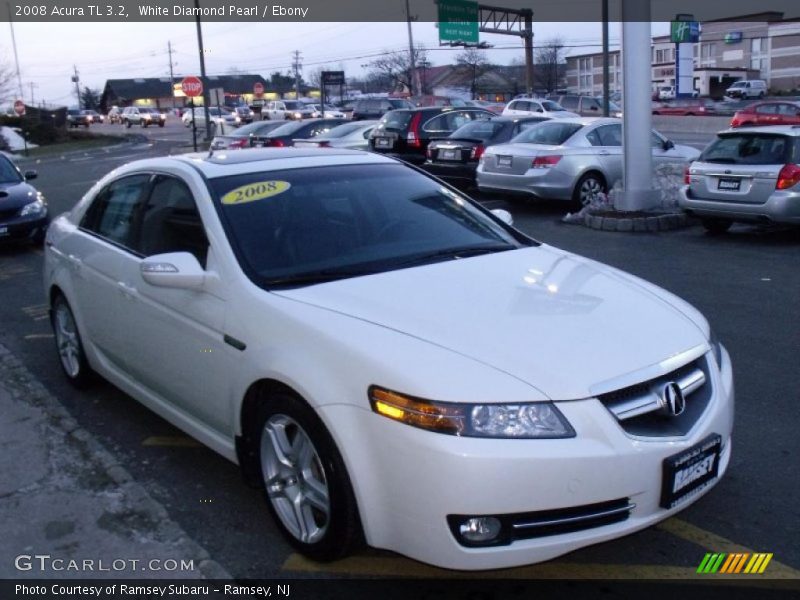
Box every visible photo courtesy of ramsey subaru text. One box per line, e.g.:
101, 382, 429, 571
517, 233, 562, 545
44, 148, 734, 570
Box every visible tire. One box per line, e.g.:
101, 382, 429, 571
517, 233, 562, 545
572, 172, 607, 209
51, 295, 93, 388
125, 120, 132, 129
702, 218, 733, 234
31, 224, 47, 246
158, 122, 165, 127
251, 392, 361, 562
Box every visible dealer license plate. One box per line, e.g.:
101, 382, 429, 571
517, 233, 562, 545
717, 178, 741, 191
497, 156, 512, 167
375, 137, 393, 148
440, 149, 459, 161
660, 434, 722, 509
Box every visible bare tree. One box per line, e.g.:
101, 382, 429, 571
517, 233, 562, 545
534, 37, 566, 94
456, 48, 490, 99
0, 60, 17, 106
366, 47, 427, 95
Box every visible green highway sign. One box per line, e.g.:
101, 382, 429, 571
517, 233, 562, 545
438, 0, 479, 44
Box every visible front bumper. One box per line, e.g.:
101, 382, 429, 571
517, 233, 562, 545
0, 213, 49, 243
679, 185, 800, 224
319, 347, 734, 570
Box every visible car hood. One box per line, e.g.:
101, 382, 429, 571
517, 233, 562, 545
0, 181, 39, 211
273, 245, 707, 400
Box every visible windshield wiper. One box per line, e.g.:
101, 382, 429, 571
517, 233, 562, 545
393, 244, 516, 269
265, 267, 378, 288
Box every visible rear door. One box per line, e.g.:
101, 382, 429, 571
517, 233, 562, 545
689, 133, 791, 203
754, 104, 780, 126
585, 123, 623, 184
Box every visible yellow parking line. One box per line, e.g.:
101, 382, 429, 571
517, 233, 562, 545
657, 518, 800, 578
282, 553, 796, 585
141, 435, 202, 448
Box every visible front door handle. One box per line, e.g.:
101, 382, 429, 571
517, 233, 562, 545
117, 281, 136, 299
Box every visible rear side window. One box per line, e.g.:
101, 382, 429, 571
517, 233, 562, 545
586, 124, 622, 147
378, 110, 413, 130
700, 134, 798, 165
559, 96, 579, 109
511, 122, 582, 145
449, 119, 503, 140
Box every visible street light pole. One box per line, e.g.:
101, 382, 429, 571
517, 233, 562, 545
195, 0, 212, 141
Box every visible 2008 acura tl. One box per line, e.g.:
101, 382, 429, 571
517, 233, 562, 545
43, 149, 733, 570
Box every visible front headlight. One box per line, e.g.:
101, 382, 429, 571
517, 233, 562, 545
20, 198, 45, 217
369, 386, 575, 438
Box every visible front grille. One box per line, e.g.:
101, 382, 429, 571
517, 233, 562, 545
0, 207, 19, 221
599, 356, 713, 437
448, 498, 634, 547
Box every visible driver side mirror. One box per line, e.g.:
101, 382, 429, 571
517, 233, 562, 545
663, 139, 675, 151
491, 209, 514, 226
140, 252, 205, 290
24, 170, 37, 180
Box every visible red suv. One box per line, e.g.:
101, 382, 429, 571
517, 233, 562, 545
730, 101, 800, 128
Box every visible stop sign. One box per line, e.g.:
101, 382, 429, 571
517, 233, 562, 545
13, 99, 25, 116
181, 76, 203, 98
253, 82, 264, 97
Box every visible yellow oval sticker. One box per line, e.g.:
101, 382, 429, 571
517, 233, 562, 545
221, 181, 291, 205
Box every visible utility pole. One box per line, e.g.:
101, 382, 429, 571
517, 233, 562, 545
602, 0, 610, 116
404, 0, 420, 97
168, 40, 177, 111
292, 50, 302, 99
194, 0, 212, 141
72, 65, 81, 108
7, 2, 24, 99
28, 82, 37, 105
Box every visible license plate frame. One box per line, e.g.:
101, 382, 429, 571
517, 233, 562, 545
440, 149, 459, 161
660, 433, 722, 509
717, 178, 741, 191
375, 137, 393, 148
497, 156, 513, 167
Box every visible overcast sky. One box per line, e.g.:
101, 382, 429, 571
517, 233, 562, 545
2, 20, 670, 107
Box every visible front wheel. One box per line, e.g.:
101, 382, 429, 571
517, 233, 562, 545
125, 120, 132, 129
51, 295, 93, 388
702, 218, 732, 234
252, 392, 361, 561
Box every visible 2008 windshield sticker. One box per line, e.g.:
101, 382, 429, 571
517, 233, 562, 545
221, 181, 291, 205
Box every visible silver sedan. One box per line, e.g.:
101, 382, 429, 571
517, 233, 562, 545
293, 120, 378, 150
477, 117, 700, 206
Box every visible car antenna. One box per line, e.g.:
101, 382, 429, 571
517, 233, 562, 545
207, 145, 214, 159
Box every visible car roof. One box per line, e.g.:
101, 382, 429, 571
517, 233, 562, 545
719, 125, 800, 136
537, 116, 619, 126
121, 148, 398, 180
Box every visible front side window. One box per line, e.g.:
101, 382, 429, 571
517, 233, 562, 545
138, 176, 209, 266
0, 156, 23, 184
208, 164, 530, 288
81, 175, 151, 250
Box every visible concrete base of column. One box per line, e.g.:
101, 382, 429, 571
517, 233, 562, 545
615, 188, 660, 211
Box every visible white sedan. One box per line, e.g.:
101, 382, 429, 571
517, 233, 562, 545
44, 149, 733, 570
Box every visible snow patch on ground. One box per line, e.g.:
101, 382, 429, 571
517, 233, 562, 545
0, 127, 38, 151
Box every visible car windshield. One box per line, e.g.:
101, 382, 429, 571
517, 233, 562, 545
377, 110, 413, 131
511, 122, 582, 145
389, 99, 412, 109
231, 122, 281, 136
541, 101, 566, 111
700, 134, 799, 165
315, 122, 371, 139
0, 156, 23, 184
265, 121, 306, 136
208, 163, 529, 288
284, 101, 304, 110
448, 119, 503, 140
730, 82, 746, 88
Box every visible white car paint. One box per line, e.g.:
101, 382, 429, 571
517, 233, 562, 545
44, 149, 733, 571
502, 98, 579, 119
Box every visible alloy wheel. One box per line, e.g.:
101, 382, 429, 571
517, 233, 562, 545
54, 303, 81, 378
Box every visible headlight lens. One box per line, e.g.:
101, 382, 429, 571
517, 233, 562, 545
369, 387, 574, 438
20, 198, 45, 217
709, 329, 723, 367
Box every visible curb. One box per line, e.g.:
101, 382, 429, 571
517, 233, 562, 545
582, 212, 692, 233
0, 342, 231, 580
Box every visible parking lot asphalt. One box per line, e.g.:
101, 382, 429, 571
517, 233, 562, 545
1, 124, 798, 583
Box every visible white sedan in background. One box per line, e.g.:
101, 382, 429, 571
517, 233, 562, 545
44, 149, 732, 570
478, 117, 700, 206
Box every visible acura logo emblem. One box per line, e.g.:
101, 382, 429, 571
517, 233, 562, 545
662, 382, 686, 417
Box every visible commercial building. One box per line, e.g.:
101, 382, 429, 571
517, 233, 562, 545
565, 12, 800, 97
